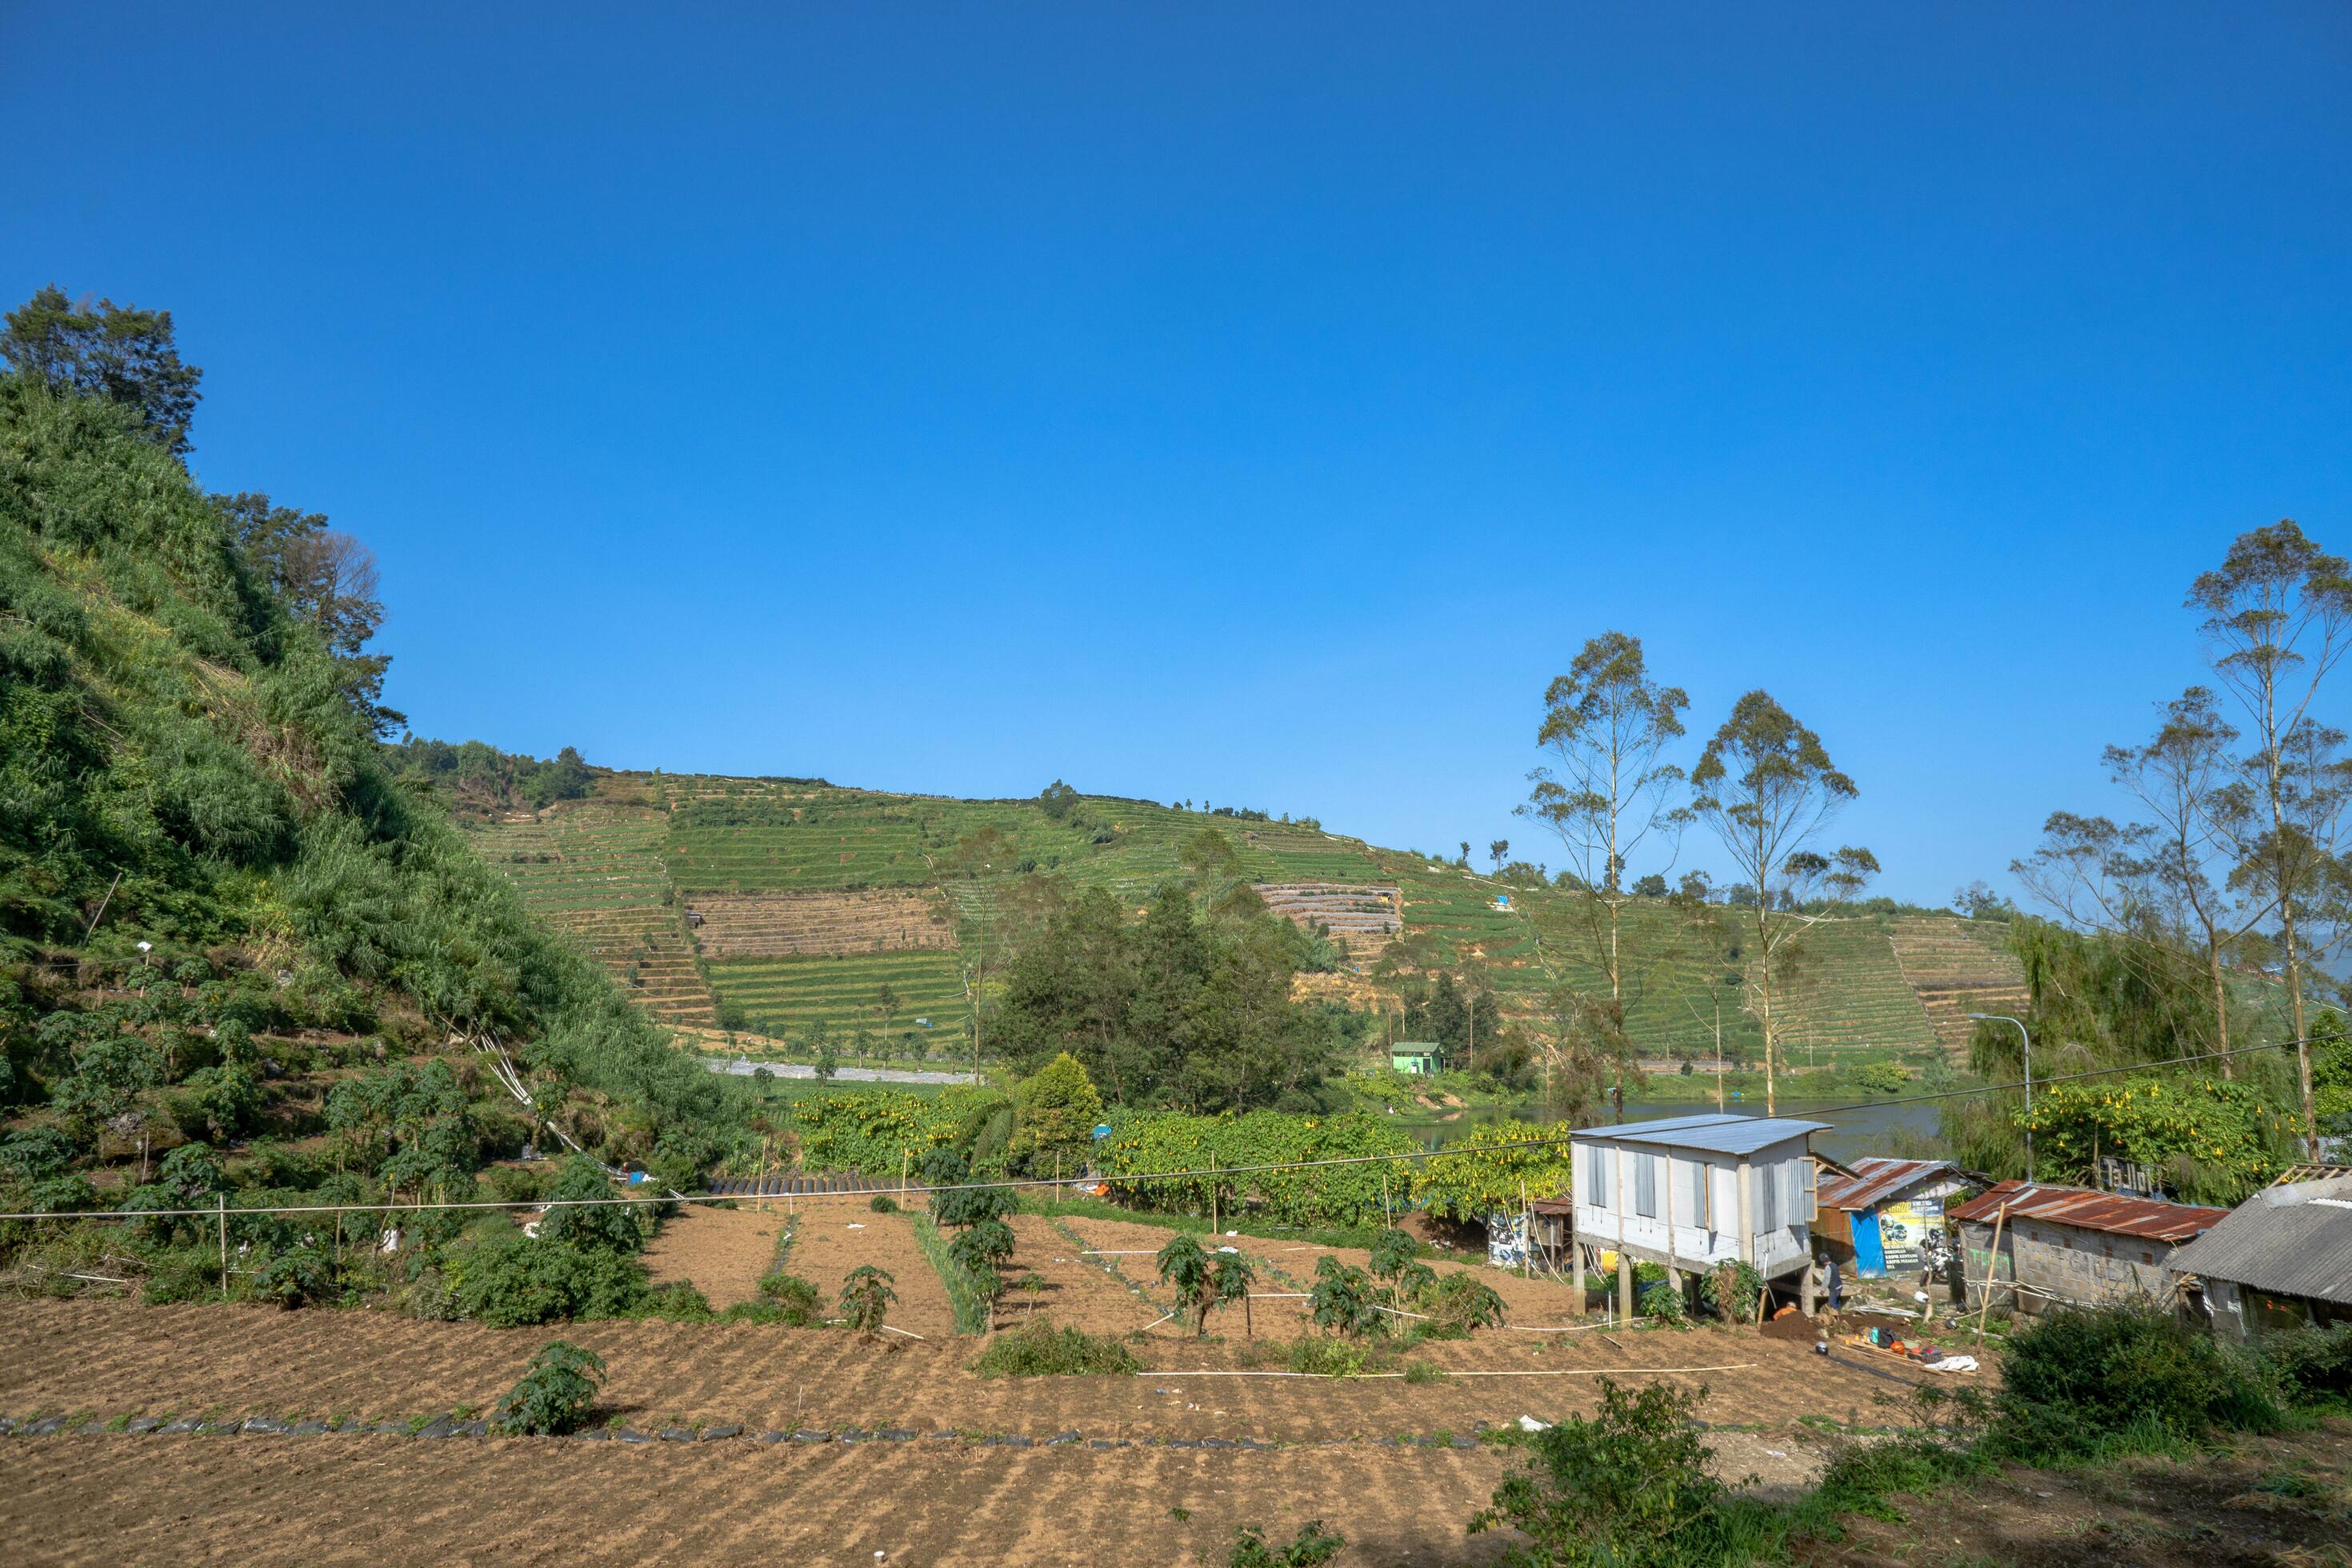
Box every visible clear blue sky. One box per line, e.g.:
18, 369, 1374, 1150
6, 4, 2348, 904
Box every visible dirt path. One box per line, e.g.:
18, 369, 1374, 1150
778, 1195, 958, 1339
639, 1206, 783, 1309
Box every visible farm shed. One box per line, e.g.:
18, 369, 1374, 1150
1950, 1182, 2227, 1315
1815, 1157, 1970, 1278
1389, 1044, 1441, 1075
2166, 1172, 2352, 1340
1569, 1113, 1829, 1313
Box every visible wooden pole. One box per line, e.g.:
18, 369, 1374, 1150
1974, 1205, 2011, 1347
1573, 1242, 1586, 1314
1617, 1250, 1633, 1323
217, 1194, 228, 1297
1210, 1156, 1219, 1235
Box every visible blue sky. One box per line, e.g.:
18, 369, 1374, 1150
6, 4, 2348, 904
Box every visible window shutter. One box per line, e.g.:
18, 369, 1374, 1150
1758, 1160, 1781, 1232
1634, 1153, 1658, 1218
1801, 1158, 1818, 1222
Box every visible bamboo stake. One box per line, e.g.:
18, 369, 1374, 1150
216, 1195, 227, 1297
1974, 1204, 2010, 1347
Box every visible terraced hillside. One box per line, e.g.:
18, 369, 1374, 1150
462, 802, 714, 1026
1889, 916, 2032, 1051
466, 773, 2006, 1070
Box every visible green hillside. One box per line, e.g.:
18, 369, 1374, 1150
465, 769, 2032, 1071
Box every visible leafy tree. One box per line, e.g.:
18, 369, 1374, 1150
1689, 690, 1878, 1113
1009, 1050, 1104, 1175
1307, 1255, 1385, 1338
536, 1154, 644, 1254
1520, 632, 1690, 1116
1489, 838, 1510, 874
1, 284, 202, 455
1155, 1232, 1257, 1336
494, 1341, 606, 1435
51, 1033, 163, 1139
1038, 778, 1080, 821
2190, 520, 2352, 1154
2014, 686, 2267, 1072
2022, 1074, 2290, 1204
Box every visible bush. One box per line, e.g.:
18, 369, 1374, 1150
1994, 1303, 2282, 1461
1470, 1376, 1726, 1568
1226, 1522, 1345, 1568
1698, 1259, 1763, 1324
748, 1270, 823, 1326
1418, 1271, 1508, 1338
1637, 1279, 1687, 1326
445, 1234, 647, 1326
968, 1322, 1142, 1377
494, 1340, 605, 1435
1287, 1336, 1386, 1377
253, 1245, 332, 1308
868, 1194, 898, 1214
534, 1155, 646, 1254
838, 1263, 897, 1334
2253, 1322, 2352, 1411
634, 1280, 713, 1322
1308, 1255, 1385, 1338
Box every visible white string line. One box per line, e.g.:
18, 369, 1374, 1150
0, 1036, 2306, 1226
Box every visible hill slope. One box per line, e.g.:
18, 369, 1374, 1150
467, 770, 2032, 1070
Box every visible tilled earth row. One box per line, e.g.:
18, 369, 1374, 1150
0, 1299, 1951, 1442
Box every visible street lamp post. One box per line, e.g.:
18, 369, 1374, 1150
1969, 1013, 2033, 1177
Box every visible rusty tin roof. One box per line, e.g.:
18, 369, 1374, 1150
1947, 1181, 2228, 1243
1817, 1157, 1958, 1214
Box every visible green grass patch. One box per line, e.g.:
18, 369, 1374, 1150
967, 1322, 1142, 1377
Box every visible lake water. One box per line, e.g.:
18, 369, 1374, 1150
1398, 1094, 1942, 1164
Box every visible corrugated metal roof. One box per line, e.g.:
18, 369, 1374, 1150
2167, 1174, 2352, 1306
1570, 1112, 1830, 1157
1948, 1181, 2227, 1243
1818, 1157, 1956, 1213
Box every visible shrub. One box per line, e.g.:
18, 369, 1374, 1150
1226, 1522, 1345, 1568
1637, 1279, 1687, 1326
0, 1128, 77, 1180
752, 1271, 823, 1325
534, 1155, 646, 1254
1994, 1303, 2282, 1461
1698, 1259, 1763, 1324
2254, 1322, 2352, 1410
968, 1322, 1142, 1377
444, 1234, 647, 1326
1308, 1255, 1385, 1338
494, 1341, 606, 1435
868, 1194, 898, 1214
1417, 1271, 1507, 1338
1470, 1376, 1726, 1568
838, 1264, 897, 1334
634, 1280, 713, 1322
1287, 1336, 1385, 1377
253, 1246, 332, 1308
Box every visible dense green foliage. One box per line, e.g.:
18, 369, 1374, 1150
967, 1321, 1141, 1377
494, 1340, 606, 1435
1471, 1378, 1728, 1568
1225, 1522, 1346, 1568
384, 737, 595, 819
1412, 1120, 1578, 1222
1094, 1109, 1414, 1226
1992, 1302, 2283, 1459
989, 882, 1351, 1110
787, 1086, 1010, 1178
0, 292, 746, 1326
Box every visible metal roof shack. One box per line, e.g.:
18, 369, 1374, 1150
1570, 1111, 1832, 1158
2166, 1173, 2352, 1339
1949, 1182, 2227, 1243
1818, 1158, 1955, 1214
1814, 1157, 1970, 1278
1952, 1181, 2229, 1314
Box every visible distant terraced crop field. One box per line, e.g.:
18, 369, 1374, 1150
460, 771, 2017, 1070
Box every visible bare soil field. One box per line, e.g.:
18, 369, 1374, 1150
778, 1195, 960, 1339
0, 1288, 2010, 1567
0, 1298, 1949, 1444
0, 1432, 1518, 1568
638, 1204, 783, 1309
998, 1214, 1177, 1336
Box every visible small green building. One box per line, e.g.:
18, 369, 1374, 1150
1390, 1043, 1441, 1076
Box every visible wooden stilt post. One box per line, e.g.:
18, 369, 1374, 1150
1617, 1250, 1633, 1323
1573, 1242, 1586, 1314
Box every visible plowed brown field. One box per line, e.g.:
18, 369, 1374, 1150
782, 1195, 959, 1339
0, 1287, 1970, 1566
638, 1204, 783, 1308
